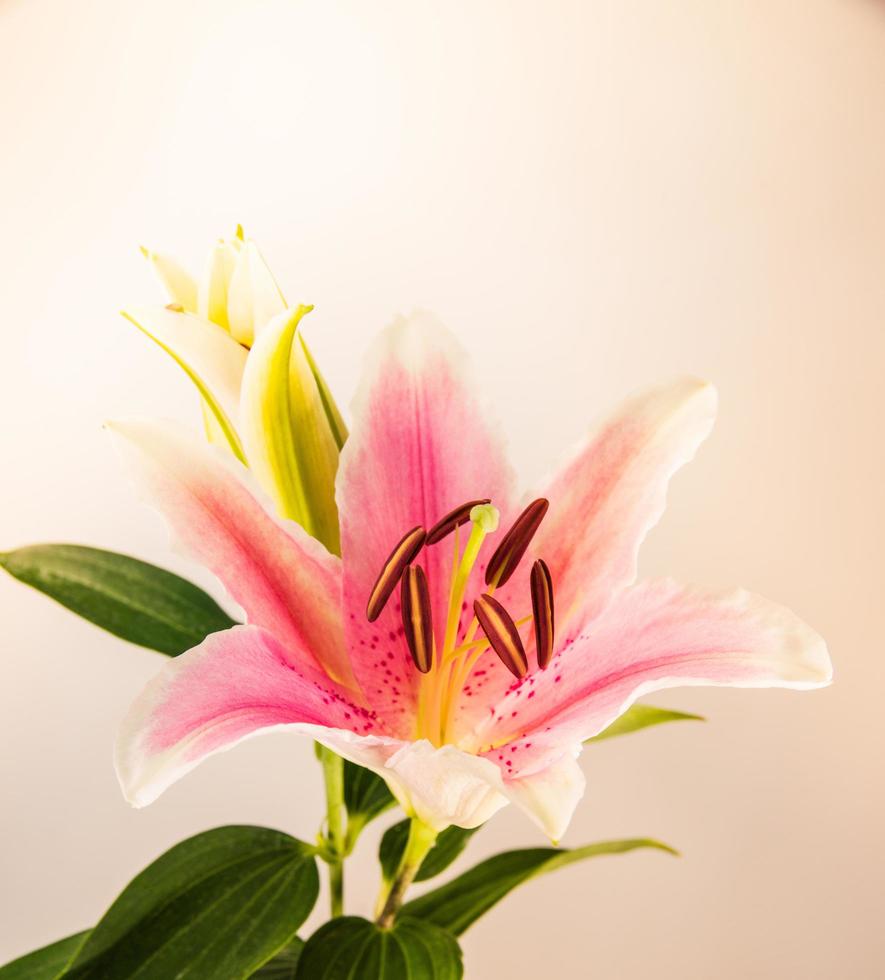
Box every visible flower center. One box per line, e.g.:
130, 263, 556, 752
365, 498, 555, 746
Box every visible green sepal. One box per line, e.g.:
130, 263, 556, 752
587, 703, 704, 743
295, 917, 462, 980
380, 821, 479, 885
401, 838, 677, 936
0, 544, 237, 656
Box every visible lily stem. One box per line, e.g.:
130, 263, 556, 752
319, 744, 346, 917
375, 816, 438, 929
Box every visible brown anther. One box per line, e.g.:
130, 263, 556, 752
474, 594, 528, 680
530, 559, 555, 669
485, 498, 549, 587
165, 302, 185, 313
401, 565, 433, 673
426, 499, 492, 545
366, 526, 426, 622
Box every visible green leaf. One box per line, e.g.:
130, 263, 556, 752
249, 940, 304, 978
402, 838, 677, 936
586, 703, 704, 743
61, 825, 319, 979
343, 760, 396, 846
0, 931, 89, 979
0, 544, 237, 656
379, 821, 479, 885
295, 917, 462, 980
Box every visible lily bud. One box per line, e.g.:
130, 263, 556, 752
485, 498, 549, 587
198, 238, 240, 332
140, 246, 198, 313
227, 240, 287, 347
240, 305, 342, 553
474, 594, 528, 679
530, 559, 555, 669
401, 565, 434, 673
366, 526, 427, 622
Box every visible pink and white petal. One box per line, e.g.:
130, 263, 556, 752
453, 379, 717, 738
116, 625, 376, 807
378, 741, 510, 831
337, 312, 516, 735
535, 378, 718, 636
501, 749, 586, 842
474, 579, 832, 777
108, 418, 355, 688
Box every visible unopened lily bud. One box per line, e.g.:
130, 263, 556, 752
140, 246, 198, 313
227, 240, 286, 347
198, 238, 240, 331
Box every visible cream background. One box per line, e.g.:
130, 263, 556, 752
1, 0, 883, 976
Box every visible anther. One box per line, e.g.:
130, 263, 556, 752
366, 526, 426, 622
474, 594, 528, 679
485, 498, 549, 587
401, 565, 433, 673
426, 499, 492, 545
530, 559, 555, 669
165, 303, 185, 313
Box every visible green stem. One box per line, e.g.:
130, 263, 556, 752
319, 745, 346, 917
375, 817, 438, 929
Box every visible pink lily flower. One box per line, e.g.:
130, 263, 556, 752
112, 315, 831, 840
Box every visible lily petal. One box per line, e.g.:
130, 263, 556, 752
535, 378, 718, 636
116, 625, 373, 807
336, 313, 516, 734
107, 418, 356, 688
501, 750, 586, 842
121, 306, 248, 461
239, 306, 341, 553
476, 579, 832, 777
454, 379, 717, 737
141, 247, 198, 312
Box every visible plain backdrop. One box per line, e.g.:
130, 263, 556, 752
1, 1, 883, 976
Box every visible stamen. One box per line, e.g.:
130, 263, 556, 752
366, 525, 426, 622
473, 594, 528, 679
530, 559, 555, 669
401, 565, 433, 673
165, 303, 185, 313
485, 498, 549, 587
426, 499, 492, 545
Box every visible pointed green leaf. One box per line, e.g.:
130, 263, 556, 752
380, 821, 479, 885
61, 826, 318, 979
402, 838, 677, 936
249, 940, 304, 978
0, 544, 237, 656
295, 917, 462, 980
0, 931, 89, 979
239, 305, 341, 554
587, 704, 704, 743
